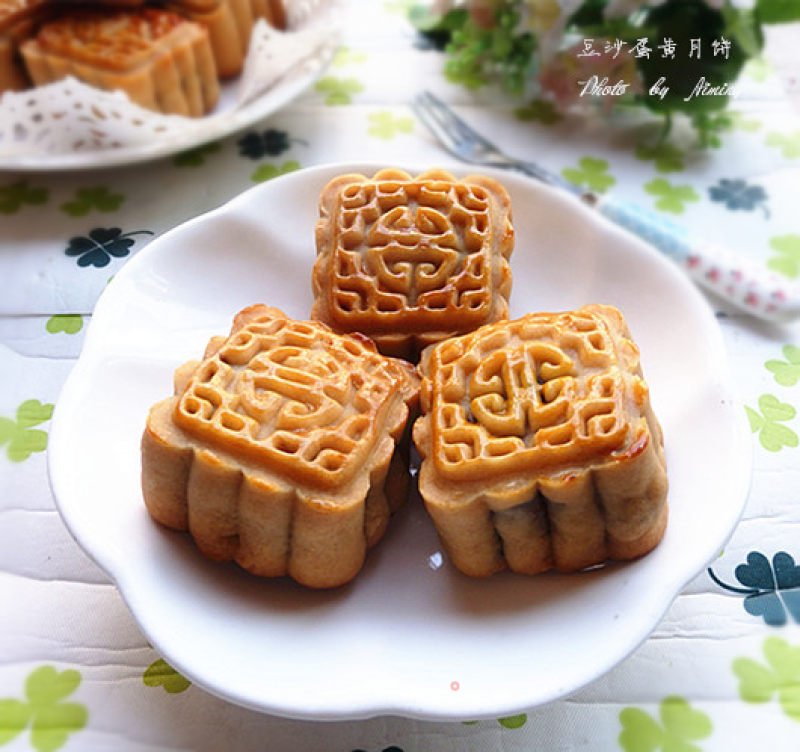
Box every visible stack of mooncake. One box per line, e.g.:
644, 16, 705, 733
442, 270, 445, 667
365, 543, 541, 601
141, 168, 669, 588
0, 0, 286, 115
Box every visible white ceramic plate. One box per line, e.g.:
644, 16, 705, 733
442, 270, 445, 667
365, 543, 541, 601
0, 43, 333, 172
49, 163, 752, 721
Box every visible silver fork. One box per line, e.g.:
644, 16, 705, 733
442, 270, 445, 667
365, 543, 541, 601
412, 89, 800, 323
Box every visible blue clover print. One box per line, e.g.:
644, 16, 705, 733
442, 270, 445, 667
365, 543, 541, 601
708, 551, 800, 626
237, 129, 304, 160
65, 227, 153, 268
708, 178, 769, 216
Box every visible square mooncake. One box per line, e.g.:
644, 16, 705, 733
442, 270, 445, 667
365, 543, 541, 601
413, 304, 668, 577
311, 168, 514, 361
20, 7, 219, 116
141, 305, 419, 589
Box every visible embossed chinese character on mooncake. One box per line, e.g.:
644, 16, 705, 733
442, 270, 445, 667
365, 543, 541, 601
141, 305, 419, 589
311, 168, 514, 361
413, 304, 668, 578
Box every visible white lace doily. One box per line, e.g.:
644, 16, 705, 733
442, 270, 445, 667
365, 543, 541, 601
0, 0, 340, 161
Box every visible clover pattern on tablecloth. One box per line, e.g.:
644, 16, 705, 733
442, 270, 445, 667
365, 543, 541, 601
765, 131, 800, 160
250, 161, 301, 183
634, 142, 685, 173
367, 111, 414, 140
745, 394, 798, 452
237, 129, 304, 160
463, 713, 528, 729
561, 156, 616, 193
333, 46, 367, 66
0, 399, 53, 463
142, 659, 191, 694
315, 76, 364, 105
45, 315, 83, 335
733, 637, 800, 723
0, 180, 48, 214
766, 345, 800, 386
60, 186, 124, 216
644, 179, 700, 215
64, 227, 153, 268
708, 178, 769, 216
173, 141, 221, 168
618, 696, 712, 752
0, 666, 87, 752
708, 551, 800, 626
767, 234, 800, 279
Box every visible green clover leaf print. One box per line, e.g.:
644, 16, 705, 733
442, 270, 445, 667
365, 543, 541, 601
644, 179, 700, 215
733, 637, 800, 722
765, 131, 800, 160
333, 46, 367, 67
173, 141, 221, 167
143, 659, 191, 694
745, 394, 798, 451
767, 234, 800, 279
367, 111, 413, 140
634, 142, 685, 173
315, 76, 364, 105
766, 345, 800, 386
0, 180, 48, 214
619, 696, 712, 752
0, 666, 87, 752
251, 160, 301, 183
561, 157, 616, 193
744, 57, 772, 82
514, 98, 563, 125
728, 111, 761, 133
60, 186, 124, 216
46, 315, 83, 335
0, 399, 53, 462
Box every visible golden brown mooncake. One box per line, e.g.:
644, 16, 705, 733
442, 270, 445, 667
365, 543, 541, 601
141, 305, 420, 589
0, 0, 50, 91
20, 7, 220, 116
412, 304, 668, 578
168, 0, 285, 77
311, 168, 515, 362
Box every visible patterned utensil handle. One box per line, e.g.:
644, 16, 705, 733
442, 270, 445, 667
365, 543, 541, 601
596, 195, 800, 323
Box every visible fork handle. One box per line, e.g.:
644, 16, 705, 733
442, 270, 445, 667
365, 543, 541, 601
595, 195, 800, 323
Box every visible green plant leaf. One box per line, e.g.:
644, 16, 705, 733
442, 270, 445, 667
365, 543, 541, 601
756, 0, 800, 23
0, 699, 31, 745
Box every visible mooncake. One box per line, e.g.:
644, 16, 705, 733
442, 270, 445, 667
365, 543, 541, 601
20, 7, 219, 116
168, 0, 285, 77
0, 0, 50, 91
311, 168, 514, 362
413, 304, 668, 578
141, 305, 420, 589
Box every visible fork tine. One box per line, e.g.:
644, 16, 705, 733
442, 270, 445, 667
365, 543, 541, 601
417, 90, 499, 151
412, 93, 461, 158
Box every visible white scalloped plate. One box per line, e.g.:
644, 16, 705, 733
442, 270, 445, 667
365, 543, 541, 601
48, 163, 752, 721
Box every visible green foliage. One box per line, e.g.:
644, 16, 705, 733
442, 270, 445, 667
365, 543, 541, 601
644, 178, 699, 214
768, 235, 800, 278
0, 399, 53, 462
618, 696, 712, 752
0, 666, 87, 751
733, 637, 800, 721
515, 98, 563, 124
745, 394, 798, 451
756, 0, 800, 23
766, 345, 800, 386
